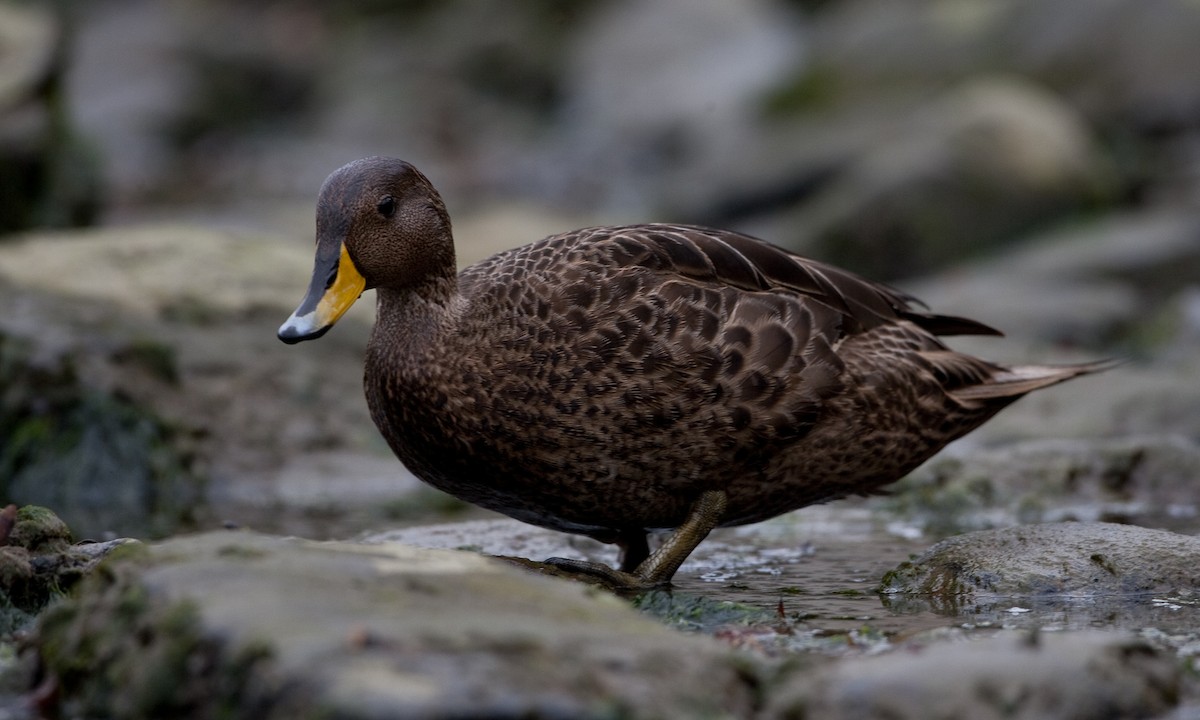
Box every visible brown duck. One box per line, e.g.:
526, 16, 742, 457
279, 157, 1107, 588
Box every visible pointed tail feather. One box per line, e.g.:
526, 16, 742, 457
949, 358, 1122, 403
904, 311, 1005, 338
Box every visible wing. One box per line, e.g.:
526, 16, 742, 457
460, 223, 997, 453
590, 224, 1002, 338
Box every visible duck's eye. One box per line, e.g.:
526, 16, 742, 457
377, 196, 396, 218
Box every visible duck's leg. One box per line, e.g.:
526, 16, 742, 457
633, 489, 727, 585
546, 490, 727, 590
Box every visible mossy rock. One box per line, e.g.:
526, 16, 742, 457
881, 522, 1200, 599
35, 531, 759, 719
8, 505, 72, 553
0, 332, 201, 539
0, 505, 72, 616
37, 554, 276, 719
0, 506, 132, 634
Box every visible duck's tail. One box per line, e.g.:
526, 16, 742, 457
949, 358, 1121, 404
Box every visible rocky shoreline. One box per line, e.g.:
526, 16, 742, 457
9, 522, 1190, 719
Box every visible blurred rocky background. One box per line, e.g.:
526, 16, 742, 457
3, 1, 1200, 716
0, 0, 1196, 543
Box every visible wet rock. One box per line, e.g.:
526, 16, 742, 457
881, 522, 1200, 600
886, 435, 1200, 536
764, 631, 1180, 720
361, 518, 608, 561
361, 517, 815, 585
363, 518, 915, 653
36, 530, 759, 719
803, 77, 1113, 280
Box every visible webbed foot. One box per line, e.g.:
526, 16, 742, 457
544, 489, 729, 592
544, 557, 668, 593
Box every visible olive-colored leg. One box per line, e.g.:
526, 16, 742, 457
546, 490, 727, 590
633, 489, 726, 585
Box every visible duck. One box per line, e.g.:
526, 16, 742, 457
278, 156, 1108, 589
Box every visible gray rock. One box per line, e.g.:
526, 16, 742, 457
886, 436, 1200, 536
361, 516, 815, 581
881, 522, 1200, 598
36, 530, 758, 719
903, 208, 1200, 350
802, 76, 1113, 279
66, 0, 196, 203
998, 0, 1200, 134
760, 0, 1200, 242
56, 0, 1200, 234
805, 0, 1200, 135
361, 518, 611, 564
764, 631, 1180, 720
0, 225, 319, 317
65, 0, 596, 212
557, 0, 803, 214
0, 225, 431, 539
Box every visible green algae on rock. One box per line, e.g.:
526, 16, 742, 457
633, 589, 778, 634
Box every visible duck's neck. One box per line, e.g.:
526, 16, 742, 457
370, 271, 463, 358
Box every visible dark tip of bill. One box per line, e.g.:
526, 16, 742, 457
278, 324, 330, 345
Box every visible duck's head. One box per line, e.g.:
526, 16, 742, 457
278, 157, 453, 344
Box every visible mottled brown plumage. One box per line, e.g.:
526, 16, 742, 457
279, 157, 1109, 587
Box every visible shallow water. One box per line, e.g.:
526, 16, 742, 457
658, 510, 1200, 658
673, 535, 939, 637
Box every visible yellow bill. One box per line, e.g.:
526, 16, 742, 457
278, 244, 366, 344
